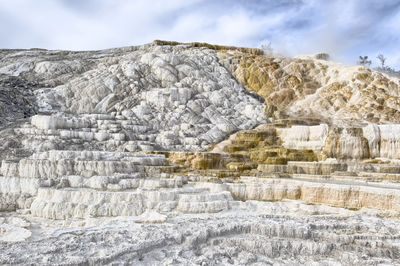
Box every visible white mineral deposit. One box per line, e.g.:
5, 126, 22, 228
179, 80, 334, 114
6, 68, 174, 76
0, 41, 399, 265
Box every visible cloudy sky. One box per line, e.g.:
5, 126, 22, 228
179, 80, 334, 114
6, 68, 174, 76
1, 0, 399, 68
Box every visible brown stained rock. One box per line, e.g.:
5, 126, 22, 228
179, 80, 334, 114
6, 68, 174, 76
218, 50, 400, 126
212, 124, 319, 167
323, 127, 370, 160
153, 40, 264, 55
226, 162, 256, 172
161, 151, 251, 171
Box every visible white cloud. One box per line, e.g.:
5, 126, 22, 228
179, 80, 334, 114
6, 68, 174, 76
0, 0, 399, 68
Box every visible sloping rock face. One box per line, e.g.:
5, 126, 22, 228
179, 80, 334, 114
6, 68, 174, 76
0, 42, 400, 265
0, 44, 265, 153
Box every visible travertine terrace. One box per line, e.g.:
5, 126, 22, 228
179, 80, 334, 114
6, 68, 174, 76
0, 41, 399, 265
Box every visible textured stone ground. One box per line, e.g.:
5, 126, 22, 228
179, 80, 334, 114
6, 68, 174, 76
0, 41, 400, 265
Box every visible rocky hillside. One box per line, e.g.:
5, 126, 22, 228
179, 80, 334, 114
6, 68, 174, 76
1, 43, 266, 153
222, 50, 400, 126
0, 41, 400, 265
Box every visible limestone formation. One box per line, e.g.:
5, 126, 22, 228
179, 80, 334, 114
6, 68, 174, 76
0, 41, 399, 265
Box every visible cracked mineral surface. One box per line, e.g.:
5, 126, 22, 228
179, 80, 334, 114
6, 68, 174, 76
0, 41, 399, 265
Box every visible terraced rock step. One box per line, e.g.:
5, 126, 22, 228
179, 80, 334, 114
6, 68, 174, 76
30, 177, 233, 219
227, 177, 400, 215
0, 150, 167, 212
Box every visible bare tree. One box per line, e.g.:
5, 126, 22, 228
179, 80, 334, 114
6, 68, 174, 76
357, 56, 371, 67
377, 54, 386, 68
373, 54, 400, 78
260, 42, 273, 53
